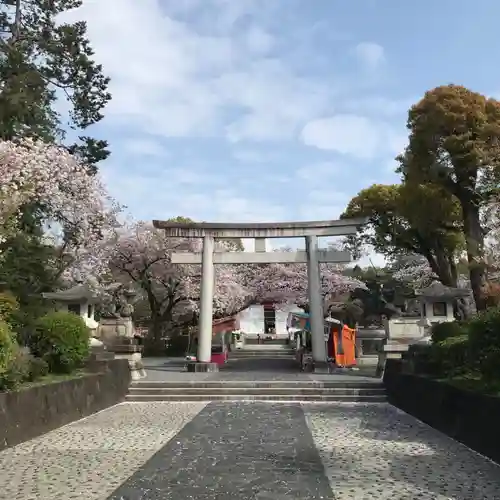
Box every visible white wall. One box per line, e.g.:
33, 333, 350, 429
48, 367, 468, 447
237, 304, 304, 336
55, 301, 99, 330
238, 305, 264, 334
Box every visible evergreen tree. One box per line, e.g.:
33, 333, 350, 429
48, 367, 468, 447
0, 0, 111, 172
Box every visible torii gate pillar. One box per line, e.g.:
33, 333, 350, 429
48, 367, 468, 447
153, 218, 365, 372
198, 235, 215, 363
305, 235, 327, 370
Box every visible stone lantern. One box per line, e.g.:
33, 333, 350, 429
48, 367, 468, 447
42, 284, 100, 333
414, 281, 471, 333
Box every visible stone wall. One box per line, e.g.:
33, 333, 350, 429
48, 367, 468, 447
384, 359, 500, 464
0, 359, 130, 451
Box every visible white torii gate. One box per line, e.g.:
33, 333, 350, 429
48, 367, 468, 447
152, 218, 365, 372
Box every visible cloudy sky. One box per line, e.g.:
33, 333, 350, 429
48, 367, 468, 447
65, 0, 500, 262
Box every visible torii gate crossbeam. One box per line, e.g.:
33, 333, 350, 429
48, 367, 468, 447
152, 218, 366, 372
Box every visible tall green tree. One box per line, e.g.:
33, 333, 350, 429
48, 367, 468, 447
0, 0, 111, 171
343, 182, 463, 287
402, 85, 500, 310
0, 206, 62, 341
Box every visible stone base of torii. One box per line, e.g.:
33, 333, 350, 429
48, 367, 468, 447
153, 218, 365, 372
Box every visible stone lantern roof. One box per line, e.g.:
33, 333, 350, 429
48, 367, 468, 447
42, 284, 100, 304
414, 281, 470, 302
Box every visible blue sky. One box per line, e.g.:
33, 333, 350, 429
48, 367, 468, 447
68, 0, 500, 261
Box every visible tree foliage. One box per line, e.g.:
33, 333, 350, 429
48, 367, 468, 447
0, 0, 111, 170
402, 85, 500, 310
343, 182, 462, 286
101, 224, 365, 341
105, 220, 253, 342
0, 139, 120, 337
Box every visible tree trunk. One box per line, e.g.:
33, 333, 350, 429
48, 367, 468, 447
462, 202, 487, 311
434, 246, 457, 287
143, 315, 165, 356
422, 245, 457, 287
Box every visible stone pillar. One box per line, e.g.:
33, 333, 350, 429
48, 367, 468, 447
255, 237, 266, 252
197, 234, 215, 366
305, 235, 328, 370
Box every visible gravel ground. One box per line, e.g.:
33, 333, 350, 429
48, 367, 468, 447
2, 401, 500, 500
303, 403, 500, 500
0, 402, 206, 500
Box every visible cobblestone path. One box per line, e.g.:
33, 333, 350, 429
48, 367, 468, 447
1, 402, 499, 500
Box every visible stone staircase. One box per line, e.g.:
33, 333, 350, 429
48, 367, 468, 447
229, 348, 295, 359
245, 337, 289, 345
126, 380, 387, 403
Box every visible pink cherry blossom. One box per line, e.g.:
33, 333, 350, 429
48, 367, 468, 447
103, 222, 366, 323
390, 254, 437, 288
248, 260, 366, 306
102, 222, 254, 323
0, 138, 121, 254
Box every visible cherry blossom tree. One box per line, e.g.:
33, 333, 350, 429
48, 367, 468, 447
242, 246, 365, 307
104, 228, 366, 343
390, 254, 437, 288
0, 138, 121, 255
248, 263, 365, 307
105, 221, 253, 344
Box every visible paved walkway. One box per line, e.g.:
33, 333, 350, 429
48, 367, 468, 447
1, 401, 500, 499
142, 356, 378, 382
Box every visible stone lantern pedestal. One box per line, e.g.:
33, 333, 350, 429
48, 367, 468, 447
110, 337, 146, 380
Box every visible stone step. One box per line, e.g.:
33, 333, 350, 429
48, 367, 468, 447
245, 338, 289, 345
128, 387, 385, 396
131, 381, 383, 389
231, 349, 294, 353
125, 393, 387, 402
229, 353, 295, 358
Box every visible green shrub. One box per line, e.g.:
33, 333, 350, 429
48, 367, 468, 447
0, 349, 31, 390
0, 292, 19, 328
27, 355, 49, 381
466, 307, 500, 383
405, 344, 440, 375
31, 311, 90, 374
431, 320, 465, 344
0, 319, 17, 388
433, 334, 470, 377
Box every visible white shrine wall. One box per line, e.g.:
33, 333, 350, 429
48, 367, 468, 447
237, 304, 303, 336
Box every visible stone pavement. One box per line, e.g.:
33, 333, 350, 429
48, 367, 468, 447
1, 402, 500, 499
142, 356, 378, 382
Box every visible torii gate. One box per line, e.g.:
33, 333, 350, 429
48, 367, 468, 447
152, 218, 365, 372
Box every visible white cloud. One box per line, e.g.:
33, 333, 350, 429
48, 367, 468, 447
60, 1, 405, 239
295, 161, 342, 182
62, 0, 330, 143
387, 130, 408, 156
220, 59, 330, 142
232, 149, 274, 163
301, 115, 380, 159
354, 42, 385, 69
102, 160, 288, 223
122, 138, 170, 158
243, 26, 275, 54
343, 96, 414, 117
300, 114, 404, 160
297, 204, 345, 221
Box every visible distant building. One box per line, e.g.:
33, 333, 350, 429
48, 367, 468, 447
237, 303, 303, 337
